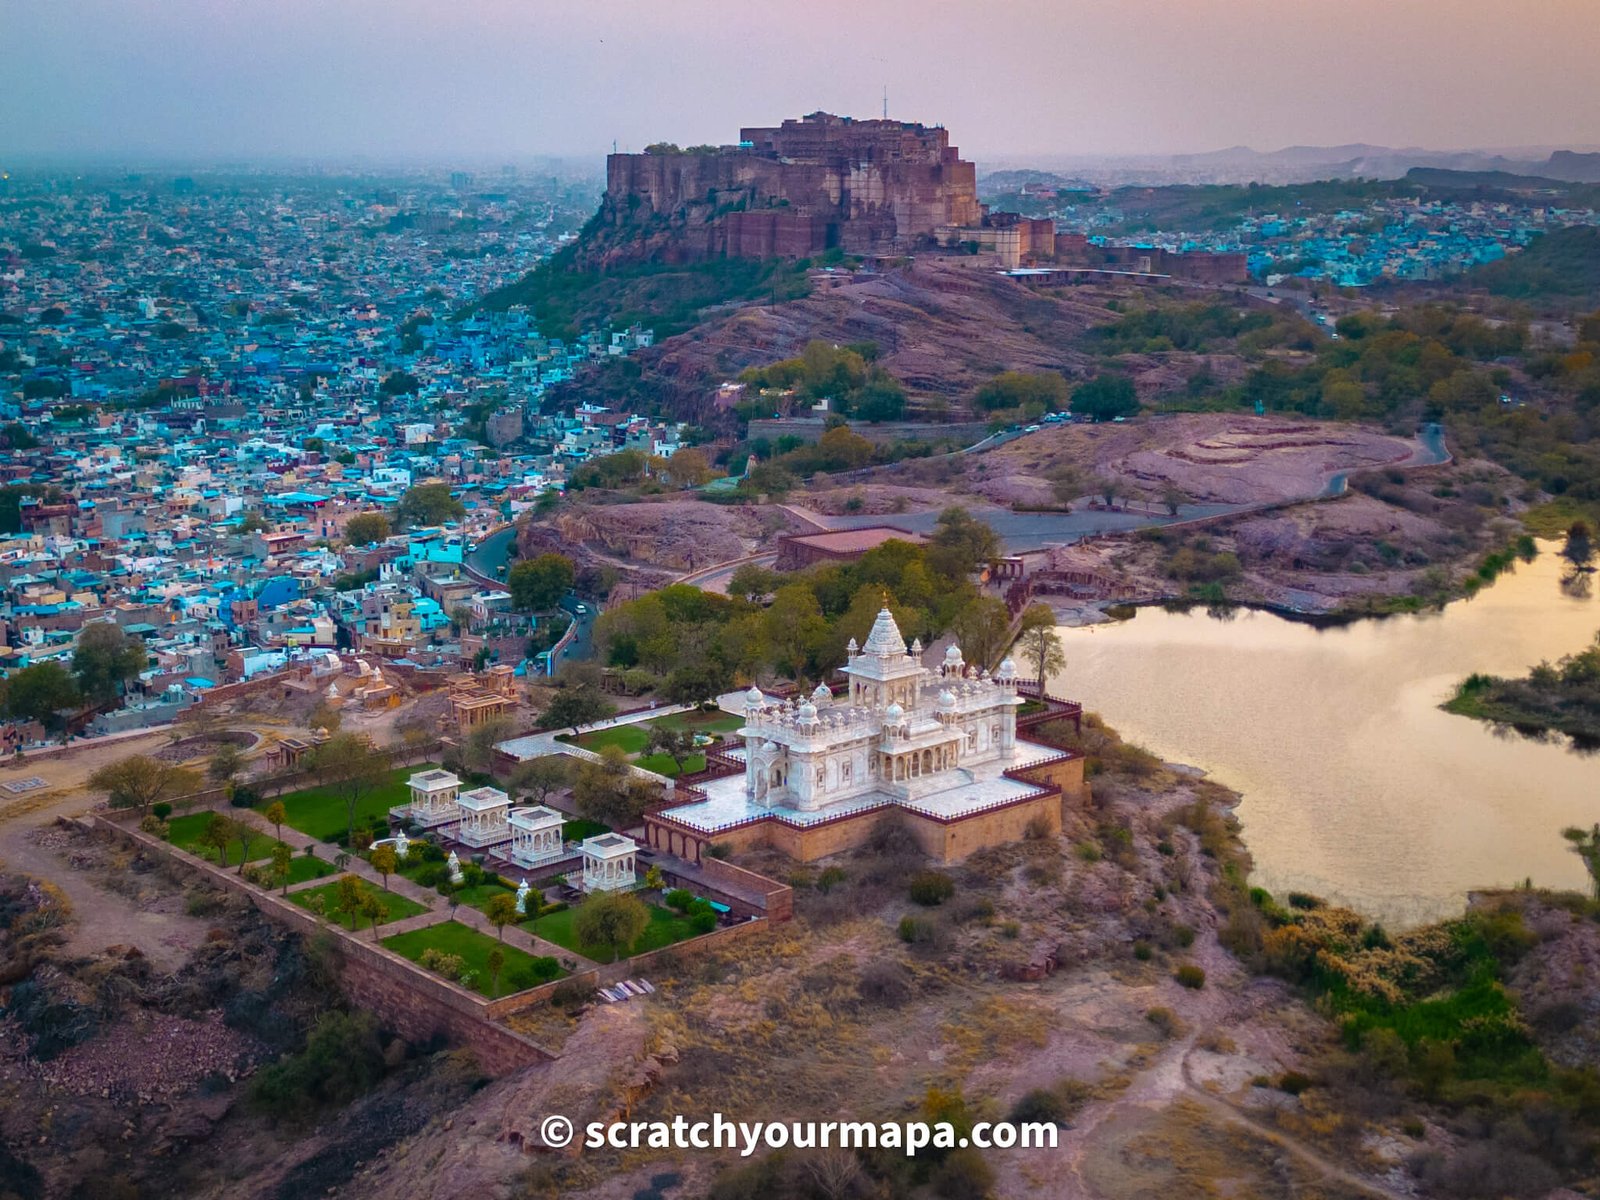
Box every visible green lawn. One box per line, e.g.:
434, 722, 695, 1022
558, 712, 738, 778
562, 818, 609, 841
284, 854, 338, 885
289, 875, 430, 930
449, 880, 516, 912
167, 812, 290, 867
650, 710, 743, 735
383, 920, 565, 996
265, 763, 443, 844
527, 900, 702, 960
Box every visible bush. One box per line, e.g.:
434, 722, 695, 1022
690, 912, 717, 934
247, 1010, 387, 1120
908, 870, 956, 906
152, 802, 173, 821
1277, 1071, 1315, 1095
1174, 964, 1207, 989
1133, 940, 1154, 962
663, 888, 695, 913
1007, 1087, 1069, 1126
857, 959, 913, 1007
931, 1148, 994, 1200
898, 915, 937, 944
550, 978, 592, 1010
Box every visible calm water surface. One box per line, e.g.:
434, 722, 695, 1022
1054, 548, 1600, 927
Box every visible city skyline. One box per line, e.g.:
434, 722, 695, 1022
5, 0, 1600, 164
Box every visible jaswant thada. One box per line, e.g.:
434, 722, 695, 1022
643, 606, 1089, 864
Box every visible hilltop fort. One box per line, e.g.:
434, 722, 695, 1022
595, 111, 985, 262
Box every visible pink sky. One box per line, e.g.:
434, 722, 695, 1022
4, 0, 1598, 162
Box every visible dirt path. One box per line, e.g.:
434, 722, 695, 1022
1054, 934, 1405, 1200
0, 731, 215, 972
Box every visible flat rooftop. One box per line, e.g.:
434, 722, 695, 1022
784, 526, 927, 554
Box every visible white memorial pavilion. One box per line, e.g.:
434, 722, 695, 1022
401, 768, 462, 829
509, 804, 567, 869
455, 785, 511, 848
580, 832, 638, 892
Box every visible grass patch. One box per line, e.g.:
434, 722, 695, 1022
382, 920, 565, 996
289, 876, 430, 930
562, 818, 608, 842
265, 763, 442, 844
283, 855, 338, 885
558, 713, 732, 777
449, 881, 516, 911
167, 812, 290, 866
527, 901, 701, 958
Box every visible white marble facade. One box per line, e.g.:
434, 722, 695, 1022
741, 607, 1020, 813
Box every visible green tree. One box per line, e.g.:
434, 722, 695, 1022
486, 947, 506, 996
572, 745, 656, 828
359, 892, 390, 940
1562, 824, 1600, 900
200, 811, 236, 868
727, 562, 778, 602
950, 597, 1012, 673
380, 370, 421, 395
2, 661, 80, 728
484, 892, 520, 941
237, 510, 271, 535
507, 755, 573, 805
508, 553, 575, 612
264, 800, 287, 844
336, 874, 367, 929
72, 622, 147, 707
1161, 484, 1187, 517
1017, 622, 1067, 693
972, 370, 1069, 415
928, 507, 1001, 581
272, 843, 293, 895
369, 842, 398, 891
88, 754, 202, 816
208, 743, 244, 789
306, 734, 393, 845
1071, 374, 1139, 422
233, 817, 261, 874
394, 483, 465, 529
541, 685, 616, 735
343, 511, 391, 547
572, 889, 651, 962
645, 726, 697, 775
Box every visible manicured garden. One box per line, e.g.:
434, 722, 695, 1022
557, 710, 742, 778
263, 763, 443, 844
527, 900, 702, 958
289, 875, 430, 930
166, 811, 291, 867
282, 853, 338, 885
562, 818, 609, 842
383, 920, 564, 996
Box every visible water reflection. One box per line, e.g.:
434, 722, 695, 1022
1055, 545, 1600, 927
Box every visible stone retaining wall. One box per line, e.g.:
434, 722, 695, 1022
93, 813, 554, 1074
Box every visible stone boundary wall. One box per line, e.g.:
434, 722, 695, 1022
596, 915, 771, 985
93, 813, 555, 1074
697, 856, 795, 923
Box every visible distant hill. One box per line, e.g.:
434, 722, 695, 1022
1468, 225, 1600, 305
1545, 151, 1600, 183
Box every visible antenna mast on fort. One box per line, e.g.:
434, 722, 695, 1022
882, 87, 888, 119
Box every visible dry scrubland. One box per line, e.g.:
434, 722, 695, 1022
4, 717, 1600, 1198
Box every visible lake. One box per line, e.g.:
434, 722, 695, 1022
1054, 547, 1600, 927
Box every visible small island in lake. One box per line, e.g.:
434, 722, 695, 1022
1445, 632, 1600, 746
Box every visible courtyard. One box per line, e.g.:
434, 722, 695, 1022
289, 874, 432, 930
526, 900, 702, 959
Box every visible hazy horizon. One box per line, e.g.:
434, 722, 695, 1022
5, 0, 1600, 165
